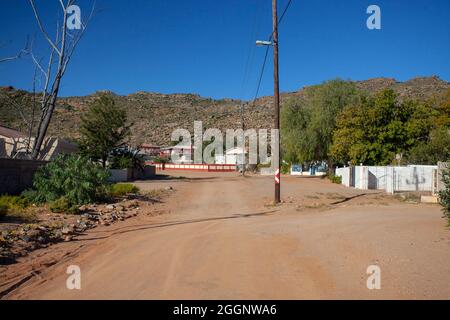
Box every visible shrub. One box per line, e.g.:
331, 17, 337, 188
49, 197, 79, 214
32, 154, 110, 205
329, 175, 342, 184
0, 195, 30, 210
111, 155, 133, 169
109, 183, 140, 197
438, 162, 450, 224
21, 189, 39, 203
281, 162, 291, 174
109, 148, 145, 170
0, 195, 36, 221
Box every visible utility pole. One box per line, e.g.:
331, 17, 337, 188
241, 102, 246, 176
272, 0, 281, 203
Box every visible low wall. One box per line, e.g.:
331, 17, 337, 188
148, 163, 236, 172
108, 168, 132, 183
0, 158, 47, 195
108, 165, 157, 182
392, 165, 435, 192
335, 167, 350, 187
335, 165, 437, 193
367, 166, 388, 190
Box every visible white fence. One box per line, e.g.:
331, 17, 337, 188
336, 167, 350, 187
335, 165, 438, 194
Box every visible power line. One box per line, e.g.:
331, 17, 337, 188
251, 0, 293, 106
252, 45, 270, 103
240, 0, 262, 98
273, 0, 293, 37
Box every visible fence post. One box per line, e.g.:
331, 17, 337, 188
360, 166, 369, 190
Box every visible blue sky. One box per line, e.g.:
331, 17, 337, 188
0, 0, 449, 100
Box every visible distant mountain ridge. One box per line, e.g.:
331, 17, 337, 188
0, 76, 449, 146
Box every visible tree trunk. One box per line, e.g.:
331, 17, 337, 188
328, 159, 335, 176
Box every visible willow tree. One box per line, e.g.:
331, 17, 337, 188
281, 79, 360, 171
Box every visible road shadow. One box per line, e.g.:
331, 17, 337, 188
74, 209, 278, 242
329, 193, 379, 205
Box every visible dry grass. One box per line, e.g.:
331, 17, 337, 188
143, 188, 167, 200
324, 193, 347, 200
1, 207, 38, 223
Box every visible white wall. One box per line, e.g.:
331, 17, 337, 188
393, 166, 436, 192
335, 167, 350, 187
367, 166, 388, 190
336, 165, 437, 193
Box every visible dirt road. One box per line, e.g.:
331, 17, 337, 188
2, 172, 449, 299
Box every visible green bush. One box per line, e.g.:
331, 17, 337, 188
329, 175, 342, 184
0, 195, 30, 211
0, 195, 35, 221
109, 148, 145, 170
111, 156, 133, 169
438, 162, 450, 224
49, 197, 79, 214
32, 154, 110, 205
281, 162, 291, 174
21, 189, 39, 203
109, 183, 140, 197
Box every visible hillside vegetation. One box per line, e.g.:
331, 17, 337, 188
0, 76, 449, 148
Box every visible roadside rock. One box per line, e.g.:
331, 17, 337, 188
0, 197, 168, 265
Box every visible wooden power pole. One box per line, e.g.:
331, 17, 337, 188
241, 102, 246, 176
272, 0, 281, 203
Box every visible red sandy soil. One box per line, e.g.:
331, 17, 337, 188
1, 172, 449, 299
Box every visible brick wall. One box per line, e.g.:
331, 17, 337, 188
0, 158, 47, 195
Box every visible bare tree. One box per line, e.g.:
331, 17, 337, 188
26, 0, 94, 159
0, 47, 28, 63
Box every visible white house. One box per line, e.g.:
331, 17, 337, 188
215, 147, 247, 165
160, 145, 196, 164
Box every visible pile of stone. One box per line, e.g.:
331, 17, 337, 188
0, 221, 83, 264
0, 199, 142, 264
78, 200, 141, 226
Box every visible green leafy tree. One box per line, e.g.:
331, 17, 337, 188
432, 89, 450, 128
79, 94, 131, 167
330, 89, 437, 165
438, 163, 450, 225
408, 128, 450, 164
281, 79, 360, 170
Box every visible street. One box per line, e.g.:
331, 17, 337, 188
2, 172, 449, 299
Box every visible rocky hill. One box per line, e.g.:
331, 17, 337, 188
0, 76, 448, 146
